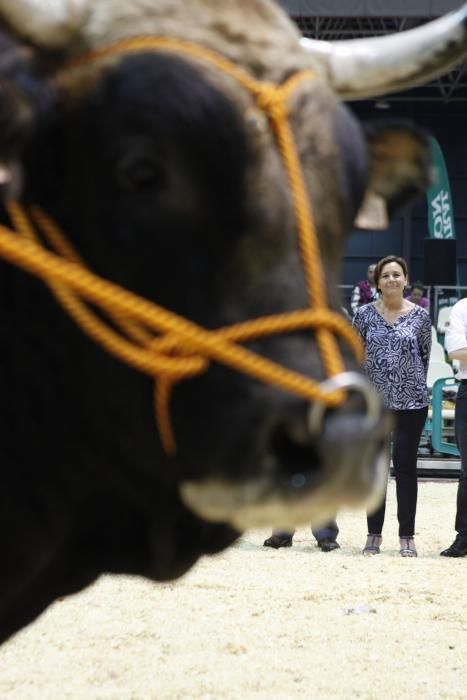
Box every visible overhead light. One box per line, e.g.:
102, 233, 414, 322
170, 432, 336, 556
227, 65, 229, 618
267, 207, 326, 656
375, 100, 390, 110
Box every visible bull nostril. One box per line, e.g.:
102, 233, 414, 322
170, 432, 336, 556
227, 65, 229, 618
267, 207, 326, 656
262, 373, 391, 501
268, 418, 321, 486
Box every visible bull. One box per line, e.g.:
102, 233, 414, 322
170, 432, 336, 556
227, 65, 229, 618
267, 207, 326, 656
0, 0, 466, 643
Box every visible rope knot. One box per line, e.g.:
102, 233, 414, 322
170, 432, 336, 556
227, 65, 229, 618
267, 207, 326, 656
148, 336, 209, 380
256, 85, 288, 121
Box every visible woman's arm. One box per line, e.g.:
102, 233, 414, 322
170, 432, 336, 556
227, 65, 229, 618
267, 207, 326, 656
419, 312, 432, 372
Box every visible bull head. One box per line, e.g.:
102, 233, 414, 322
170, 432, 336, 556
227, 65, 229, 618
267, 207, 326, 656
0, 1, 464, 514
0, 1, 465, 524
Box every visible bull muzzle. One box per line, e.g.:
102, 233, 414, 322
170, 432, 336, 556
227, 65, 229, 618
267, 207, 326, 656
180, 372, 391, 531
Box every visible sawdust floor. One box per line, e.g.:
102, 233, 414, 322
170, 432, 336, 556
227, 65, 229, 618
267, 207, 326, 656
1, 480, 466, 699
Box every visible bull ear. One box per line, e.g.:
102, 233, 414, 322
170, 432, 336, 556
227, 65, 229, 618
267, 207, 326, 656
354, 122, 433, 229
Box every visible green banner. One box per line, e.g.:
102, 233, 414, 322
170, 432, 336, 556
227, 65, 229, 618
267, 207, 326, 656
427, 136, 456, 239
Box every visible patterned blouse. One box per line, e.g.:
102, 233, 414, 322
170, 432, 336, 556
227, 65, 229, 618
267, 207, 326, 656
353, 303, 432, 410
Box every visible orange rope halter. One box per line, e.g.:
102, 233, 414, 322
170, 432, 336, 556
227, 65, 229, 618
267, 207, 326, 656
0, 36, 363, 454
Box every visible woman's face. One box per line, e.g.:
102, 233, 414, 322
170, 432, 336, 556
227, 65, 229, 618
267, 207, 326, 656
378, 262, 407, 297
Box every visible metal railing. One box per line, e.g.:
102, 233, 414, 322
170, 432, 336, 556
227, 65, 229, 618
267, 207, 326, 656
338, 285, 467, 325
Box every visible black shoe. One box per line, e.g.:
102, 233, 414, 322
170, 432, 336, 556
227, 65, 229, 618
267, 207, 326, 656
440, 536, 467, 558
317, 538, 340, 552
263, 533, 293, 549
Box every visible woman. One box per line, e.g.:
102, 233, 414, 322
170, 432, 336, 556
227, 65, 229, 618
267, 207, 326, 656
353, 256, 431, 557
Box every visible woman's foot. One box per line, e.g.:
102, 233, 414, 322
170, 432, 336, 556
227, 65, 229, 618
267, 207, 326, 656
400, 536, 417, 557
362, 534, 382, 556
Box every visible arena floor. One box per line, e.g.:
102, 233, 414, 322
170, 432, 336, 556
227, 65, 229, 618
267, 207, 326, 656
1, 480, 466, 699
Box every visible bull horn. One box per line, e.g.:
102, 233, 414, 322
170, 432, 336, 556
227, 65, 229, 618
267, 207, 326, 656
0, 0, 89, 48
300, 3, 467, 100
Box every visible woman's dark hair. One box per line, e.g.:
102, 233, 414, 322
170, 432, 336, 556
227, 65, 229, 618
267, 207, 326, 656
410, 280, 425, 293
374, 255, 408, 289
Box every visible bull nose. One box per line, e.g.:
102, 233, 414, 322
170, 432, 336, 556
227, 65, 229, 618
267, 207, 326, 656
180, 374, 391, 531
311, 373, 390, 495
317, 405, 392, 500
266, 372, 390, 503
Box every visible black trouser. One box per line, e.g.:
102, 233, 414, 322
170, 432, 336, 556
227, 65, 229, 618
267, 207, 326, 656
454, 383, 467, 536
367, 406, 428, 538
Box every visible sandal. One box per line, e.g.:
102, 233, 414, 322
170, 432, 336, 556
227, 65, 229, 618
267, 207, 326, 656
362, 534, 382, 556
400, 537, 417, 558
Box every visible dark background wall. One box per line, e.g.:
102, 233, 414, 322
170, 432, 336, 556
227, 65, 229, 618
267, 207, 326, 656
342, 101, 467, 288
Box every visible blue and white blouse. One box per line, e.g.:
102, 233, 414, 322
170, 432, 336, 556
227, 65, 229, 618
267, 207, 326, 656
353, 303, 432, 410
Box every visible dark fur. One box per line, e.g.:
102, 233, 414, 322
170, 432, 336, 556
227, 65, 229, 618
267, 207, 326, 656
0, 54, 257, 643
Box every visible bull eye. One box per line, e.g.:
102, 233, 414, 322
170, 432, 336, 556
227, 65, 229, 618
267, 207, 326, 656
116, 154, 166, 192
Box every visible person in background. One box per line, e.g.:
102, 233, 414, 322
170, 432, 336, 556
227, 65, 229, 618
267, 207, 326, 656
353, 255, 431, 557
406, 281, 430, 312
350, 263, 378, 316
440, 297, 467, 557
263, 521, 339, 552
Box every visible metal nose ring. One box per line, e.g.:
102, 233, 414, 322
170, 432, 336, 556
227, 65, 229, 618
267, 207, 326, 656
308, 371, 381, 436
